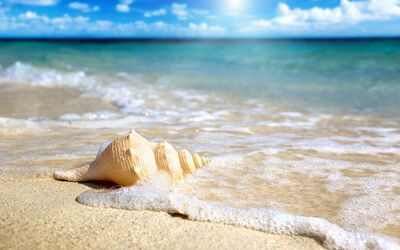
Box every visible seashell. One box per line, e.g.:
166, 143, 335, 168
54, 130, 209, 186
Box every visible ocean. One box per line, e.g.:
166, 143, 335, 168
0, 39, 399, 248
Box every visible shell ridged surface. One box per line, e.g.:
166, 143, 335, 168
54, 130, 209, 186
178, 149, 196, 175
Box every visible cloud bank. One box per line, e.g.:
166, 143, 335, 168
242, 0, 400, 34
1, 0, 400, 36
0, 10, 226, 37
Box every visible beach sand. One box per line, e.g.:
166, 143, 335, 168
0, 178, 324, 250
0, 84, 117, 119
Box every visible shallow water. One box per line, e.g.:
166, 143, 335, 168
0, 40, 399, 246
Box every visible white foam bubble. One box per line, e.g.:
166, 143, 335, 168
58, 113, 82, 121
0, 114, 154, 133
80, 111, 119, 120
280, 112, 303, 117
77, 174, 400, 250
337, 193, 400, 232
180, 111, 218, 123
258, 155, 400, 234
287, 137, 400, 155
0, 117, 44, 135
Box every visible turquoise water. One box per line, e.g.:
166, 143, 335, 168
1, 39, 400, 116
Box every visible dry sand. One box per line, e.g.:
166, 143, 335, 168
0, 178, 324, 250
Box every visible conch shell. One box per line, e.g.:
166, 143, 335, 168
53, 130, 209, 186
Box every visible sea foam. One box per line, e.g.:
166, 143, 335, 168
0, 62, 221, 128
0, 62, 144, 115
77, 174, 400, 250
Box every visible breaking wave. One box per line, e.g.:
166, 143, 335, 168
77, 174, 400, 250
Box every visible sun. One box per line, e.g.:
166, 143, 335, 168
227, 0, 244, 12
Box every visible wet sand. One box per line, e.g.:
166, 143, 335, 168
0, 84, 117, 119
0, 178, 323, 250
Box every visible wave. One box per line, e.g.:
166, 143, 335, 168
0, 117, 43, 135
0, 62, 230, 131
77, 174, 400, 250
0, 62, 146, 114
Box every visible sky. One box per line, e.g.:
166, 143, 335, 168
0, 0, 400, 37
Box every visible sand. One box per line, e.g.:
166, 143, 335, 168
0, 178, 324, 250
0, 84, 117, 119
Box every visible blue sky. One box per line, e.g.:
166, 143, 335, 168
0, 0, 400, 37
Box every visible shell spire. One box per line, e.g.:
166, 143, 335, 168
154, 141, 184, 181
178, 149, 196, 175
54, 130, 210, 186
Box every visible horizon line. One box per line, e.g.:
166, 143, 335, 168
1, 36, 400, 42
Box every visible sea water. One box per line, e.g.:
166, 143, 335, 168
0, 39, 399, 249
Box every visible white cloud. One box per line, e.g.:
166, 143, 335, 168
7, 0, 58, 6
19, 11, 36, 19
188, 22, 225, 35
50, 15, 89, 30
192, 9, 209, 15
92, 20, 112, 31
68, 2, 99, 13
116, 4, 129, 13
116, 0, 134, 13
144, 8, 166, 18
19, 11, 46, 20
4, 11, 92, 33
172, 3, 188, 20
115, 21, 171, 34
242, 0, 400, 33
0, 11, 227, 37
170, 4, 213, 21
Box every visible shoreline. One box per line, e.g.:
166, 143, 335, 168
0, 178, 323, 250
